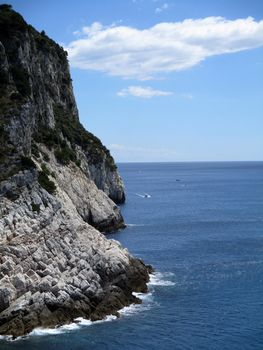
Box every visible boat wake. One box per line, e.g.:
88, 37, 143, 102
135, 193, 151, 198
126, 223, 146, 227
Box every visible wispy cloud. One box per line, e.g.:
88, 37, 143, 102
66, 16, 263, 80
117, 86, 173, 98
155, 3, 168, 13
181, 93, 194, 100
109, 144, 127, 151
108, 143, 179, 161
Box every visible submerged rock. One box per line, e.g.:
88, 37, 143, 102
0, 5, 150, 337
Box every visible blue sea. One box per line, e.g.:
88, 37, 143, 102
1, 162, 263, 350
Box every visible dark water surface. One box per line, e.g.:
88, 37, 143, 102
1, 162, 263, 350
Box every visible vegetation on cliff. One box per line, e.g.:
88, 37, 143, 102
0, 4, 119, 200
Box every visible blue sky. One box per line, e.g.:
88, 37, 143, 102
7, 0, 263, 161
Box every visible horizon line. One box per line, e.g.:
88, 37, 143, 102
116, 160, 263, 164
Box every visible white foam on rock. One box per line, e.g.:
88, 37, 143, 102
23, 314, 118, 339
0, 271, 175, 341
0, 335, 12, 341
74, 318, 93, 326
75, 314, 117, 326
148, 272, 176, 287
118, 302, 151, 316
133, 291, 153, 301
29, 328, 64, 336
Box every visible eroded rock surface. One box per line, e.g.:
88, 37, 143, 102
0, 187, 148, 337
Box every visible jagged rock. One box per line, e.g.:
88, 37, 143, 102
12, 273, 26, 294
0, 5, 150, 338
0, 286, 16, 312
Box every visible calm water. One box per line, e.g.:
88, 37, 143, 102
1, 162, 263, 350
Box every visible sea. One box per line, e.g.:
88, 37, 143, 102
1, 161, 263, 350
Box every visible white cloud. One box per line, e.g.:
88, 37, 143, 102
73, 30, 81, 36
65, 16, 263, 80
155, 3, 168, 13
117, 85, 173, 98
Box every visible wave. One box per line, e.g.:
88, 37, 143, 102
117, 290, 155, 317
0, 271, 175, 341
75, 314, 117, 326
148, 272, 176, 286
29, 314, 118, 337
29, 321, 85, 337
119, 303, 151, 316
0, 335, 12, 341
29, 328, 65, 336
133, 291, 153, 301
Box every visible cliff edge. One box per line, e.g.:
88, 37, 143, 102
0, 5, 150, 338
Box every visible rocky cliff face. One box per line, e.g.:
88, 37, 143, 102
0, 4, 125, 206
0, 5, 150, 337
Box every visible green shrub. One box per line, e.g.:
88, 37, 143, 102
32, 203, 40, 213
0, 4, 12, 11
34, 28, 66, 62
0, 70, 9, 93
0, 96, 17, 115
42, 152, 50, 162
10, 92, 22, 101
5, 190, 19, 201
41, 163, 50, 175
10, 66, 31, 97
53, 104, 115, 167
21, 156, 36, 169
33, 103, 117, 171
54, 144, 76, 165
0, 5, 28, 36
38, 171, 56, 194
106, 157, 117, 171
31, 143, 40, 158
34, 126, 60, 149
75, 159, 81, 167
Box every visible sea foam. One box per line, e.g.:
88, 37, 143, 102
0, 271, 175, 341
148, 272, 176, 286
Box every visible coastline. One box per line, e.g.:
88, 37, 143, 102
0, 5, 151, 339
0, 271, 175, 342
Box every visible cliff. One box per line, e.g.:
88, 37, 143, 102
0, 5, 150, 338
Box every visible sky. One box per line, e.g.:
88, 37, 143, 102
6, 0, 263, 162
